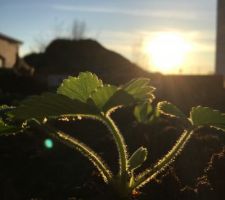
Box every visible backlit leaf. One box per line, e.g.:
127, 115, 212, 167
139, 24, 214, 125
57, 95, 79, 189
0, 105, 15, 115
122, 78, 155, 103
134, 103, 153, 124
57, 72, 103, 102
0, 118, 21, 136
12, 73, 156, 121
12, 93, 97, 120
190, 106, 225, 132
129, 147, 148, 171
157, 101, 186, 119
90, 85, 117, 110
103, 90, 135, 113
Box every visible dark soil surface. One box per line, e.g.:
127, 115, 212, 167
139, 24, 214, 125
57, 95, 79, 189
1, 113, 225, 200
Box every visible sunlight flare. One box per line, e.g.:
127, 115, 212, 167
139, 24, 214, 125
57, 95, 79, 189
144, 33, 191, 73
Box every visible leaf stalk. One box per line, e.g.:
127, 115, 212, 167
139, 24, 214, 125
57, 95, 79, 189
132, 130, 193, 189
100, 114, 129, 185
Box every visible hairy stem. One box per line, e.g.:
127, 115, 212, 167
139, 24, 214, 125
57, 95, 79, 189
50, 129, 112, 182
58, 113, 128, 176
32, 121, 112, 183
61, 113, 129, 192
132, 130, 193, 189
100, 114, 128, 179
59, 114, 103, 121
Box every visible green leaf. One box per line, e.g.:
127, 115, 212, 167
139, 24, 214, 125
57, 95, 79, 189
103, 90, 135, 113
122, 78, 155, 103
129, 147, 148, 171
157, 101, 186, 119
0, 105, 15, 118
11, 73, 156, 121
0, 118, 21, 136
12, 93, 97, 120
0, 105, 14, 114
0, 105, 21, 136
134, 103, 153, 124
90, 85, 117, 111
57, 72, 103, 103
190, 106, 225, 132
89, 80, 155, 113
56, 73, 155, 114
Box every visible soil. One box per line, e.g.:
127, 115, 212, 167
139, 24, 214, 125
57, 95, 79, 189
0, 112, 225, 199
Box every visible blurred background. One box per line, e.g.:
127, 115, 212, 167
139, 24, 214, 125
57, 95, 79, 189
1, 1, 225, 200
0, 0, 217, 74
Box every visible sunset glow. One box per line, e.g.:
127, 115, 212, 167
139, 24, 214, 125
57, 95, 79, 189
0, 0, 215, 74
144, 33, 191, 73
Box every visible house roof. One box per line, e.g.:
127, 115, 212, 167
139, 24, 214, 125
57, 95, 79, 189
0, 33, 23, 44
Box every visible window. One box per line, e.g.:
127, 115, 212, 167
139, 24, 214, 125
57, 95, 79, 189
0, 56, 5, 68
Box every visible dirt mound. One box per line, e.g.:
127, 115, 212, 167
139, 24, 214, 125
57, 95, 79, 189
24, 38, 151, 84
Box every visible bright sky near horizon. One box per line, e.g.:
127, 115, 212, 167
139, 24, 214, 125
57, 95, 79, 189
0, 0, 217, 74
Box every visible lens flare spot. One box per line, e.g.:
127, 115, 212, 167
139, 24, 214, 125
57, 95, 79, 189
44, 138, 54, 149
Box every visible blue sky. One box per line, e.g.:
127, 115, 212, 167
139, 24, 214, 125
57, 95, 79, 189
0, 0, 217, 74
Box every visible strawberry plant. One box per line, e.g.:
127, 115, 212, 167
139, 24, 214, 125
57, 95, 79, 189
1, 72, 225, 199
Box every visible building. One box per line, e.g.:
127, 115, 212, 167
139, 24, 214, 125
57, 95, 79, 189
216, 0, 225, 75
0, 33, 22, 68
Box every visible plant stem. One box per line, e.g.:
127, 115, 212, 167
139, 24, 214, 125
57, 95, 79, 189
100, 114, 128, 178
58, 113, 128, 176
53, 130, 112, 182
132, 130, 193, 189
61, 113, 129, 193
32, 121, 112, 183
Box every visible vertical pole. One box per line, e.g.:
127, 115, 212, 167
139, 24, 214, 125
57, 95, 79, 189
216, 0, 225, 76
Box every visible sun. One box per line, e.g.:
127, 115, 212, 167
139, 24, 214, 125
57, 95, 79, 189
144, 33, 191, 73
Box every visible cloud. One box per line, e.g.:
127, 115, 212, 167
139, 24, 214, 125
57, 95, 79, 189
52, 4, 201, 20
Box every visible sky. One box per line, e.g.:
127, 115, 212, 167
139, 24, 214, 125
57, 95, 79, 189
0, 0, 217, 74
